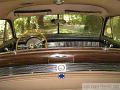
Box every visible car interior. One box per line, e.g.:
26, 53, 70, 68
0, 0, 120, 90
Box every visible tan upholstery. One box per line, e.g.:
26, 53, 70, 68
0, 0, 120, 19
0, 72, 120, 90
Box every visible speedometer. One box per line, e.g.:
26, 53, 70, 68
26, 37, 43, 49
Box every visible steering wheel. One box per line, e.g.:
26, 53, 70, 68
16, 30, 47, 51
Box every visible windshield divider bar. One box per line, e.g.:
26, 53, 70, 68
57, 14, 60, 34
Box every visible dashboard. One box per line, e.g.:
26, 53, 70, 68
48, 41, 100, 48
17, 34, 104, 50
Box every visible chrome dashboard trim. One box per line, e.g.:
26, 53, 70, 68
0, 63, 120, 76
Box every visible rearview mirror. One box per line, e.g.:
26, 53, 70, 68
51, 19, 66, 25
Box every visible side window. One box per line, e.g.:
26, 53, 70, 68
104, 16, 120, 42
0, 20, 4, 45
0, 20, 13, 45
4, 21, 13, 41
104, 19, 113, 38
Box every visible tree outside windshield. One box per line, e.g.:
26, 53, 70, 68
14, 14, 103, 37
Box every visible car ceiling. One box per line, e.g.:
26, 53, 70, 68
0, 0, 120, 19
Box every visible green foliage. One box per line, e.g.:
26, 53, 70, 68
104, 16, 120, 43
14, 14, 103, 37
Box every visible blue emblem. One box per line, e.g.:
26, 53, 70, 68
58, 73, 65, 79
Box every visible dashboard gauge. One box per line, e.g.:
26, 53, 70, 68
26, 38, 43, 49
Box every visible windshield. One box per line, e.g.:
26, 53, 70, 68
14, 14, 103, 37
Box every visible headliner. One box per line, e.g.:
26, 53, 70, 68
0, 0, 120, 19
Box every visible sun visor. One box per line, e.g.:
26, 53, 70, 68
65, 10, 102, 16
14, 9, 52, 16
9, 4, 108, 18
